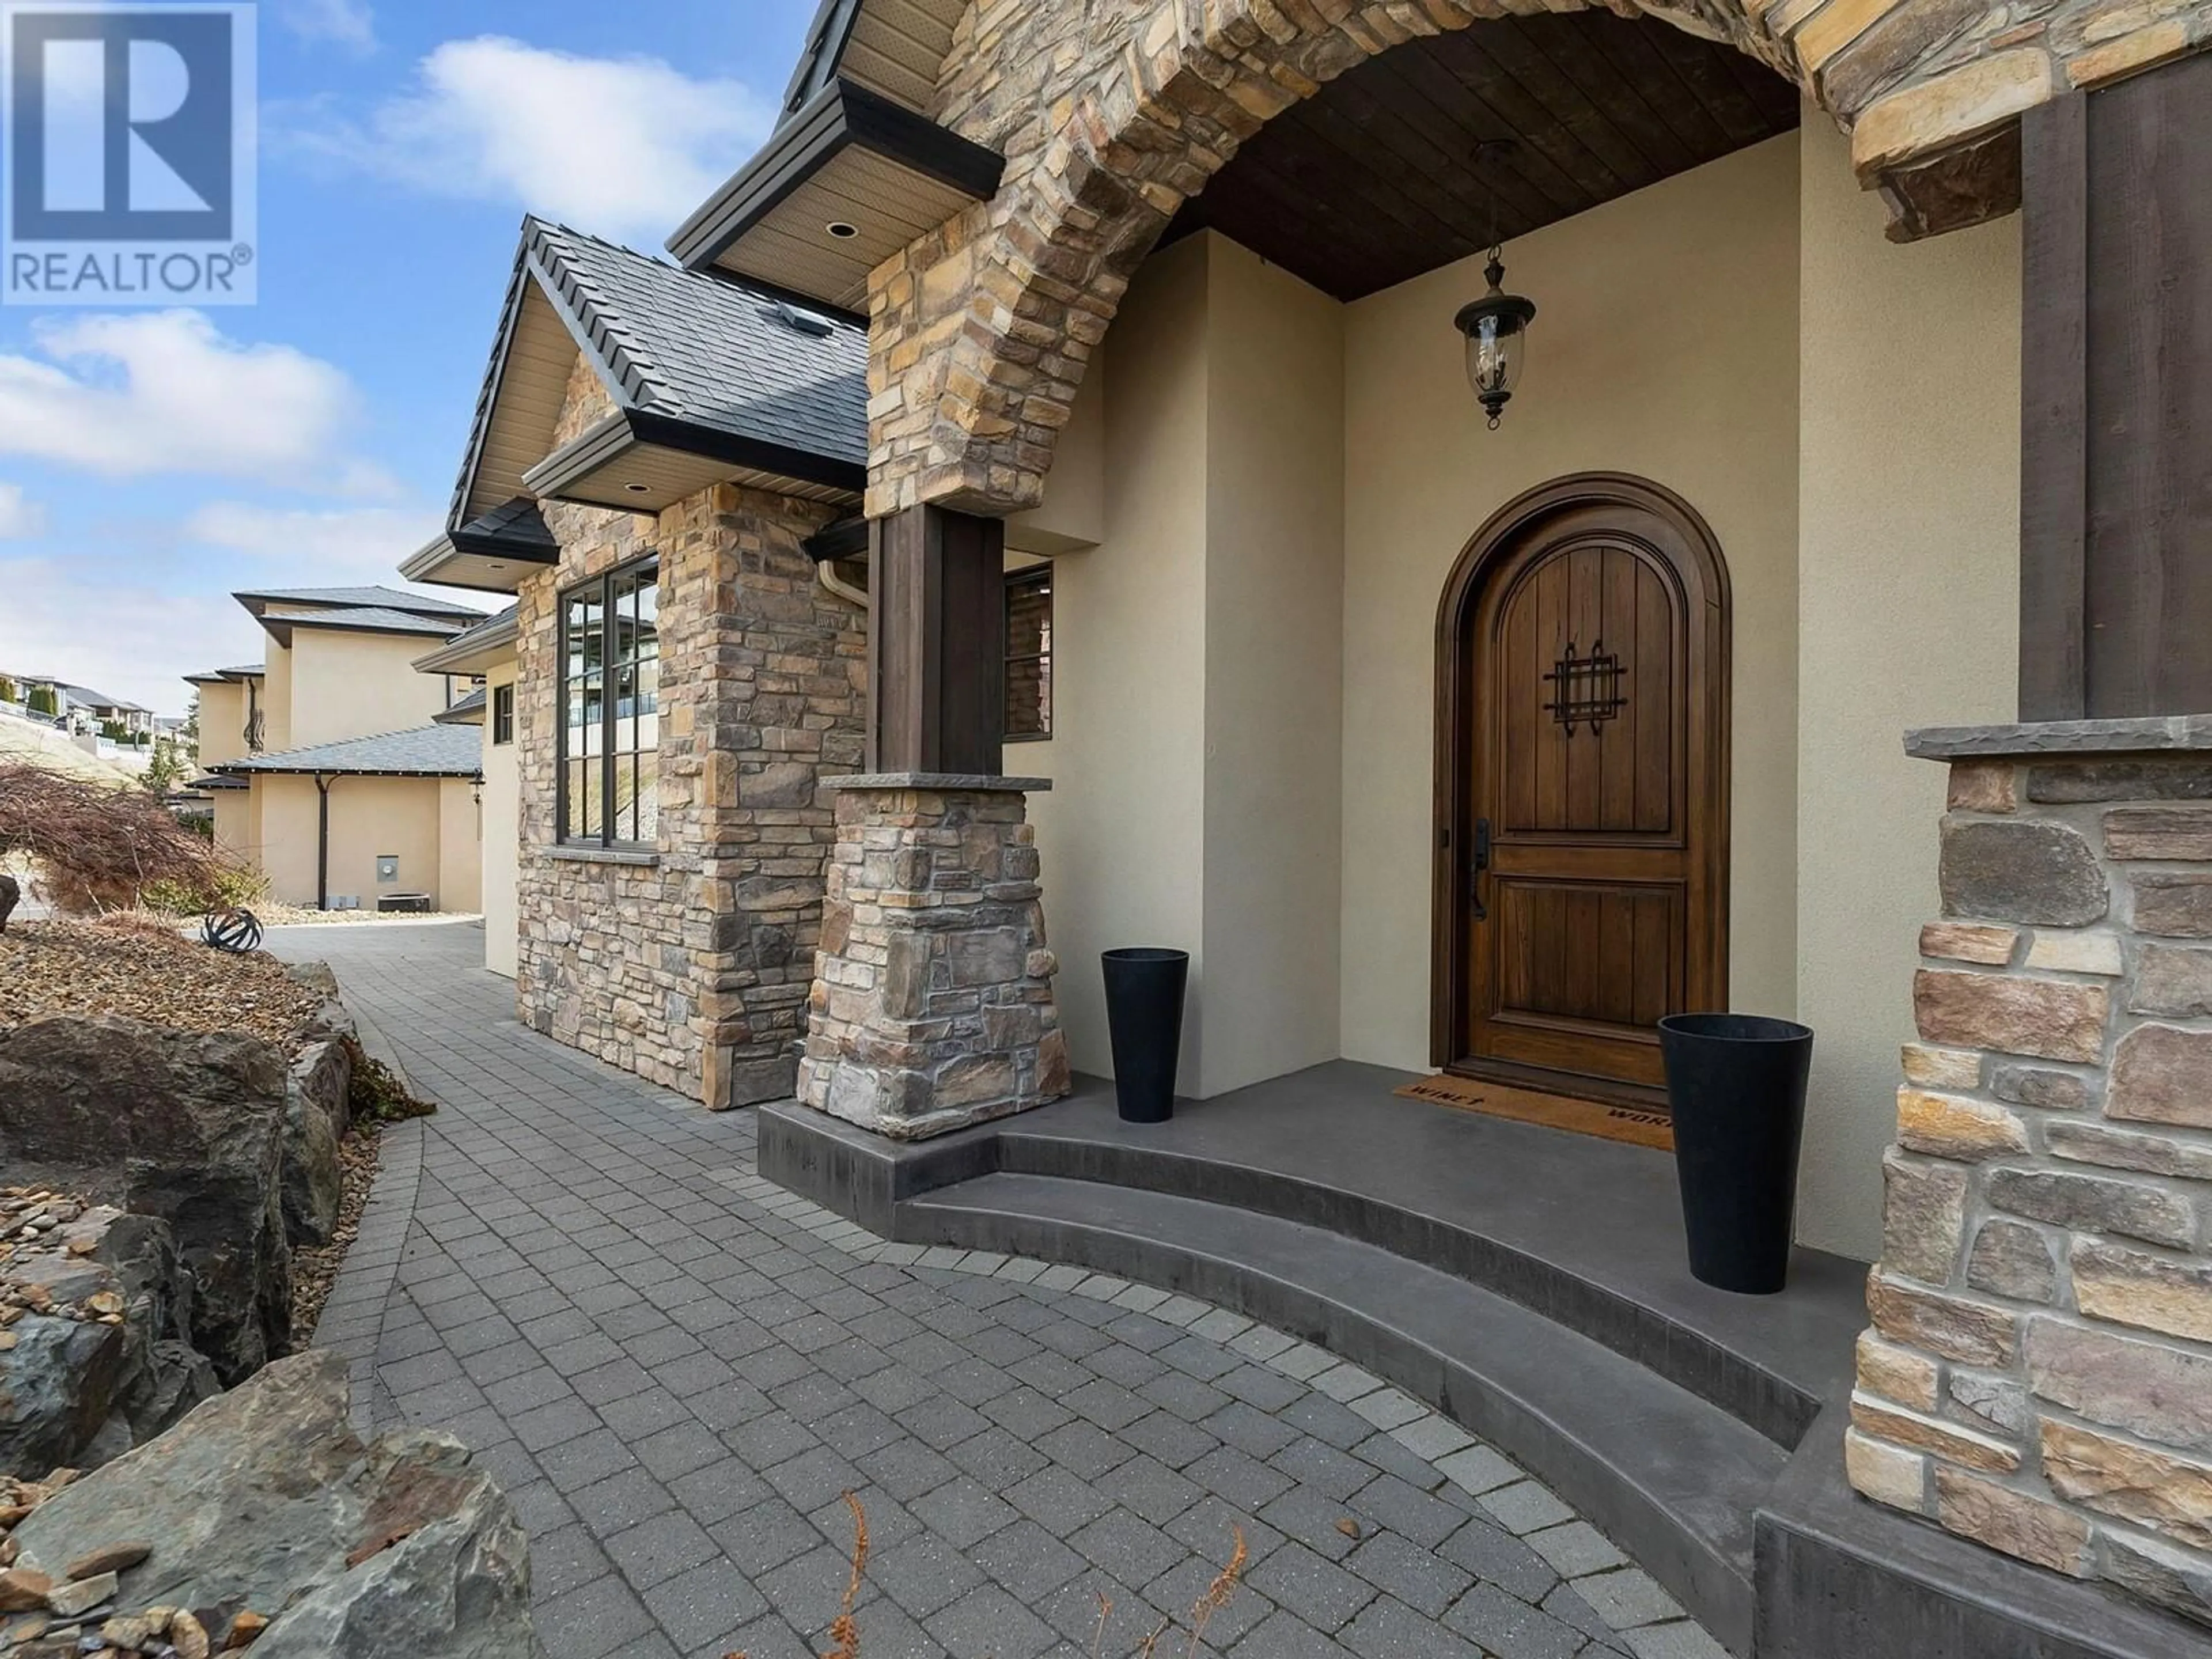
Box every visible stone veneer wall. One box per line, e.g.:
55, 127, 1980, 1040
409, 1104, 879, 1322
514, 360, 866, 1107
868, 0, 2212, 517
798, 780, 1069, 1139
1849, 729, 2212, 1629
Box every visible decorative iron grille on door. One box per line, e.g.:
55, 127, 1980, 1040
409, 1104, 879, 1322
1543, 639, 1626, 737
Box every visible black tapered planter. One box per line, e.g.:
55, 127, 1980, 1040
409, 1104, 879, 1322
1102, 948, 1188, 1124
1657, 1013, 1814, 1296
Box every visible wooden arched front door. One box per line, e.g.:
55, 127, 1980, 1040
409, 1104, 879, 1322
1432, 474, 1730, 1103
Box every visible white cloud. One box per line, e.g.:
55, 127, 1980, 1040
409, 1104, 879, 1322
0, 559, 256, 717
0, 311, 393, 494
279, 0, 376, 54
0, 485, 46, 539
184, 500, 445, 586
290, 37, 771, 243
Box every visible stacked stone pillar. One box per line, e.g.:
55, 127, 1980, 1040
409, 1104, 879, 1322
1850, 719, 2212, 1628
798, 775, 1070, 1140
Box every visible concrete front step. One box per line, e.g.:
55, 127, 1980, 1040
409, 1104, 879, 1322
903, 1168, 1783, 1655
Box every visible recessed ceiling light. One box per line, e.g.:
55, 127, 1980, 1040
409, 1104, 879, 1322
825, 221, 859, 240
625, 482, 651, 494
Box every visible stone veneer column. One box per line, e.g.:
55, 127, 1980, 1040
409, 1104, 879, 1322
1849, 717, 2212, 1628
797, 775, 1070, 1139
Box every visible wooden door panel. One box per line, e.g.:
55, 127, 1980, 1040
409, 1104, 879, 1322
1488, 881, 1681, 1028
1435, 475, 1730, 1106
1494, 544, 1677, 837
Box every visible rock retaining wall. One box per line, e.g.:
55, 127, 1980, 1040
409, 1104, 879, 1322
1851, 723, 2212, 1627
0, 1018, 293, 1385
0, 1195, 217, 1480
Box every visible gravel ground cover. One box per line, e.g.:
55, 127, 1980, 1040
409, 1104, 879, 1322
0, 922, 322, 1046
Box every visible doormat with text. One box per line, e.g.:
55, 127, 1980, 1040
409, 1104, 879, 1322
1395, 1074, 1676, 1153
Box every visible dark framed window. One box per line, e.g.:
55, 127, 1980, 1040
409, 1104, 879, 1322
491, 683, 515, 747
1005, 565, 1052, 741
558, 558, 660, 846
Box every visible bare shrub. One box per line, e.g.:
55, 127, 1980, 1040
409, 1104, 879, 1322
0, 762, 246, 914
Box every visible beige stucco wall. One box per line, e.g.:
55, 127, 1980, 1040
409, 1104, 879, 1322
196, 682, 247, 769
480, 662, 520, 977
1025, 232, 1347, 1098
253, 774, 451, 910
438, 777, 483, 915
286, 628, 461, 750
1200, 239, 1346, 1096
1338, 135, 1805, 1070
210, 789, 253, 867
1023, 234, 1210, 1088
260, 643, 293, 752
1794, 115, 2021, 1260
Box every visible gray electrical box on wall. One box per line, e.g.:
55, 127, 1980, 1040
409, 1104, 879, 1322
376, 855, 399, 883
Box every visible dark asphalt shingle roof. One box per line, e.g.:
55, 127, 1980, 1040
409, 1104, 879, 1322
434, 688, 488, 725
234, 585, 484, 618
262, 606, 479, 638
460, 497, 558, 552
217, 723, 483, 778
527, 218, 866, 468
443, 605, 518, 650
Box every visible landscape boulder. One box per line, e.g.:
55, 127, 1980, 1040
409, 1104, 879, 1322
283, 1038, 353, 1245
4, 1350, 536, 1657
0, 1195, 219, 1480
0, 1017, 291, 1383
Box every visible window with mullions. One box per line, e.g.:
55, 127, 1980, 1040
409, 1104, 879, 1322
1005, 565, 1052, 741
559, 559, 660, 846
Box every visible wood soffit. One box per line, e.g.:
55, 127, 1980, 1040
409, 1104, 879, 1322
1169, 11, 1802, 302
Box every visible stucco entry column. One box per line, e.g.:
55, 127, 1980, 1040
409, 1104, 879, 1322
797, 774, 1070, 1140
1850, 718, 2212, 1627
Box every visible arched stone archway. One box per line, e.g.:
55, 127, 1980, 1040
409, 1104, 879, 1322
866, 0, 2204, 517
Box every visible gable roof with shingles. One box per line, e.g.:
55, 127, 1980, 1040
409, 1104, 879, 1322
444, 218, 866, 533
215, 722, 484, 778
527, 219, 868, 467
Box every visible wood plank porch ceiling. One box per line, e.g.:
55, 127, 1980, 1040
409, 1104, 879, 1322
1170, 11, 1801, 302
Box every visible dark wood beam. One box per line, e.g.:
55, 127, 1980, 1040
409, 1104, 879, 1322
2019, 51, 2212, 721
869, 504, 1005, 775
2018, 92, 2089, 722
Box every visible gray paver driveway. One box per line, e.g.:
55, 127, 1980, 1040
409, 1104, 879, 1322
278, 921, 1722, 1659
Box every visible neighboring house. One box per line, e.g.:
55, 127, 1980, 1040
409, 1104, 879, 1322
189, 586, 490, 911
399, 7, 2212, 1650
14, 677, 154, 739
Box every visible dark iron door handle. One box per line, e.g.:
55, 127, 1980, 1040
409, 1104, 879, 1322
1469, 818, 1492, 922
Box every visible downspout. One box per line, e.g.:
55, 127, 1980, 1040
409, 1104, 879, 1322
816, 559, 868, 610
314, 773, 334, 910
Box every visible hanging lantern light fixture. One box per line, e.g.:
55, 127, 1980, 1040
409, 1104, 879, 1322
1454, 141, 1536, 430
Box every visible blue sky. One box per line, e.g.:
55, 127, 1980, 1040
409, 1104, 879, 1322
0, 0, 821, 714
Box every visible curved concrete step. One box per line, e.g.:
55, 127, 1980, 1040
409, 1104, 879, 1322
985, 1084, 1860, 1450
902, 1169, 1786, 1655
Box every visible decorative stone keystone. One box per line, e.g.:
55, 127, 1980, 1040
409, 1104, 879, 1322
1855, 720, 2212, 1628
797, 775, 1069, 1140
